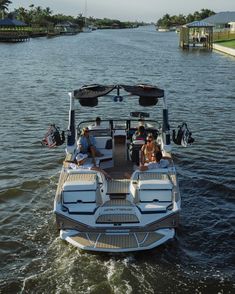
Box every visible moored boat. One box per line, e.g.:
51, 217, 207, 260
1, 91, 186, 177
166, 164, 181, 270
54, 84, 182, 252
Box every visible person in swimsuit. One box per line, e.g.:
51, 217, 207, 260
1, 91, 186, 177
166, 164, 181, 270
140, 134, 161, 166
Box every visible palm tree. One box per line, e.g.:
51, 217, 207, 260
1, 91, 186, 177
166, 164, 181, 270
0, 0, 12, 19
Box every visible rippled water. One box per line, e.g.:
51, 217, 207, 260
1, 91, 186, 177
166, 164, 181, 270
0, 26, 234, 293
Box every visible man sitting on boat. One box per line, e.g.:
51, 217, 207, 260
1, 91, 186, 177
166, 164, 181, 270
88, 116, 101, 130
77, 127, 103, 165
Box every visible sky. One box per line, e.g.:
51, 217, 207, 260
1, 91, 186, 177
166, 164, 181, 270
9, 0, 235, 22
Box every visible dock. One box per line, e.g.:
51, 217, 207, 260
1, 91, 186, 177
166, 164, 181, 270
0, 30, 30, 42
179, 21, 213, 50
0, 18, 30, 43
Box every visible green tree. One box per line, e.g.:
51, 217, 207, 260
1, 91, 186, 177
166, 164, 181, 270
0, 0, 12, 19
186, 13, 194, 23
157, 9, 215, 28
15, 6, 30, 24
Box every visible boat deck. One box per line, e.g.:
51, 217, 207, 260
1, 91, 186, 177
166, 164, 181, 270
105, 137, 135, 179
68, 231, 166, 252
107, 179, 130, 195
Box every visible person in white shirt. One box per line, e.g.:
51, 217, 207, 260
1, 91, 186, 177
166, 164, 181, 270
139, 151, 169, 171
89, 117, 101, 130
68, 153, 111, 179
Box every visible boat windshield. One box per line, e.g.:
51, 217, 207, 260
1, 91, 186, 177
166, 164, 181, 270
77, 119, 161, 136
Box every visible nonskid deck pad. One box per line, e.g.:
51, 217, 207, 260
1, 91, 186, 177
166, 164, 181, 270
102, 199, 133, 206
96, 213, 139, 224
107, 179, 130, 194
69, 231, 166, 251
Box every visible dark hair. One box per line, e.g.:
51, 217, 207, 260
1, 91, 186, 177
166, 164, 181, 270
138, 125, 145, 134
95, 117, 101, 125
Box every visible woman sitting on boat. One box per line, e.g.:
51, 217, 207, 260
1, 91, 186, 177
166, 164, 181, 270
78, 127, 103, 165
140, 133, 161, 166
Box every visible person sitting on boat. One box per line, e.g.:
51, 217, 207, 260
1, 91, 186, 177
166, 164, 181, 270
78, 127, 103, 165
139, 151, 169, 171
89, 116, 102, 130
67, 153, 111, 179
140, 133, 161, 166
138, 117, 147, 127
132, 125, 146, 141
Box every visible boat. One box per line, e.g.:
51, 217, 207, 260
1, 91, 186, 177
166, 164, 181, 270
82, 0, 92, 33
82, 26, 92, 33
156, 26, 176, 32
54, 84, 182, 252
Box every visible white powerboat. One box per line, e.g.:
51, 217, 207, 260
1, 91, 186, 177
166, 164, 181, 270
54, 84, 181, 252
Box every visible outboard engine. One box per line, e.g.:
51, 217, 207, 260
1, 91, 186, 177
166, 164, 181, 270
172, 122, 194, 147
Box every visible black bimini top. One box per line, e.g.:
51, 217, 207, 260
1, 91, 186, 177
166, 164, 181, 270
73, 84, 164, 107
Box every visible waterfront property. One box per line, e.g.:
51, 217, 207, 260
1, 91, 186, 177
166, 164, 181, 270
179, 20, 213, 50
0, 18, 30, 42
202, 11, 235, 32
203, 11, 235, 42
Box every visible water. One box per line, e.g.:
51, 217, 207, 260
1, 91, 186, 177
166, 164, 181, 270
0, 26, 234, 293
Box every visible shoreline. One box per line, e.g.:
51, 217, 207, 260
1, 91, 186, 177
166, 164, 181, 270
213, 43, 235, 57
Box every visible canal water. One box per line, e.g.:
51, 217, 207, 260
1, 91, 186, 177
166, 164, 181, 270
0, 26, 234, 293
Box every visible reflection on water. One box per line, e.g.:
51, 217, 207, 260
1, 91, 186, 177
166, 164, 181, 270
0, 26, 234, 293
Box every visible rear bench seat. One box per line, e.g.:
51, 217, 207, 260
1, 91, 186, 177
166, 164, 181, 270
137, 178, 173, 213
62, 178, 98, 214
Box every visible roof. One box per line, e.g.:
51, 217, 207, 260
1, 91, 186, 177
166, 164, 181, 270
73, 84, 165, 107
0, 18, 27, 27
203, 11, 235, 24
74, 84, 164, 99
185, 20, 214, 28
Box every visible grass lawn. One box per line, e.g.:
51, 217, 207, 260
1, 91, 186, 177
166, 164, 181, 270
216, 40, 235, 49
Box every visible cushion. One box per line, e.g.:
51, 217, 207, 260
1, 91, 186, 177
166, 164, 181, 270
63, 191, 97, 203
63, 180, 97, 191
138, 179, 172, 190
95, 136, 112, 149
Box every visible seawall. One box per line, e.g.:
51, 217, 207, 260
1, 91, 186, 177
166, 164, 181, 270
213, 43, 235, 57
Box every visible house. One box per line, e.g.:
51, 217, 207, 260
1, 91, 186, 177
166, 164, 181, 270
228, 22, 235, 32
0, 18, 27, 27
203, 11, 235, 32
